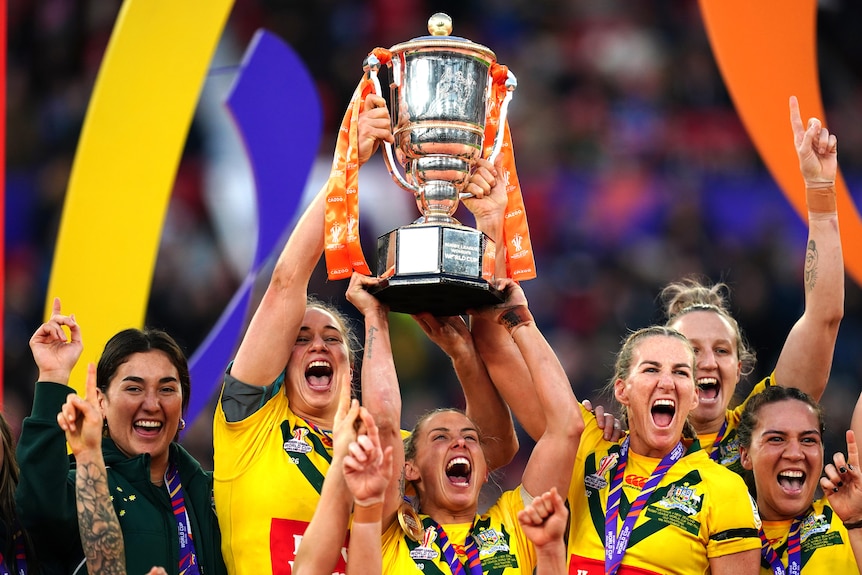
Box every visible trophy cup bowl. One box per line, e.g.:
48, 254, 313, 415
367, 13, 514, 316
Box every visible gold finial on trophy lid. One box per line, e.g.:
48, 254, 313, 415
428, 13, 453, 36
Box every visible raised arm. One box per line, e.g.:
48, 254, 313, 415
231, 96, 393, 386
292, 382, 360, 575
17, 298, 84, 558
58, 363, 126, 575
345, 272, 404, 525
343, 408, 393, 575
471, 280, 583, 498
463, 157, 547, 441
29, 297, 82, 385
773, 95, 843, 400
412, 313, 518, 469
517, 488, 569, 575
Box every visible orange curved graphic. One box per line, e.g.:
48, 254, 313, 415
699, 0, 861, 284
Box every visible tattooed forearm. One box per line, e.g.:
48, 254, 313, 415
76, 461, 126, 575
805, 239, 819, 291
366, 325, 379, 359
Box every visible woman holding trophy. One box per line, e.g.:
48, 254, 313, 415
293, 271, 582, 575
213, 84, 519, 575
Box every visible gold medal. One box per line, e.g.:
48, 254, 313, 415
397, 501, 424, 542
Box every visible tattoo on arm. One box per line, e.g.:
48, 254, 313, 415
76, 462, 127, 575
366, 325, 378, 359
804, 240, 818, 291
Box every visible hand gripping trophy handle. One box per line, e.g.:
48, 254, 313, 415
364, 54, 419, 196
364, 55, 517, 201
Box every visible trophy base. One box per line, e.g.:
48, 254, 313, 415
369, 275, 504, 316
373, 223, 503, 316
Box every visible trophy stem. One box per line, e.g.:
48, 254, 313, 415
417, 181, 460, 224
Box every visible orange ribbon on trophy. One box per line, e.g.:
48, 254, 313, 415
485, 63, 536, 281
323, 48, 393, 280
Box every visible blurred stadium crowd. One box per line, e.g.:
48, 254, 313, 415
5, 0, 862, 494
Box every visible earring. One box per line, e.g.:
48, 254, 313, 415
102, 418, 110, 438
179, 418, 186, 431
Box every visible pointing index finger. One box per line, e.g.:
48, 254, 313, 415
789, 95, 805, 145
85, 362, 99, 405
847, 430, 859, 469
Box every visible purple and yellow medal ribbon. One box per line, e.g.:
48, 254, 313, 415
301, 418, 333, 449
709, 419, 729, 462
165, 463, 201, 575
605, 437, 685, 575
429, 519, 483, 575
759, 517, 802, 575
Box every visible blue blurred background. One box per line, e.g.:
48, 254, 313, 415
5, 0, 862, 497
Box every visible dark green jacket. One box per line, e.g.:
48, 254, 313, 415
16, 382, 227, 575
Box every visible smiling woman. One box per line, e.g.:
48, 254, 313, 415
16, 298, 226, 575
737, 386, 862, 572
566, 326, 761, 575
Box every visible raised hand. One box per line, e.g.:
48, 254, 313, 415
332, 368, 360, 460
345, 272, 389, 319
468, 278, 529, 324
789, 95, 838, 187
343, 407, 393, 507
462, 156, 508, 243
411, 314, 473, 358
357, 94, 394, 167
57, 362, 103, 458
29, 297, 83, 384
518, 487, 568, 550
822, 430, 862, 525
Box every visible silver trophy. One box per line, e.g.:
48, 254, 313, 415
367, 13, 517, 316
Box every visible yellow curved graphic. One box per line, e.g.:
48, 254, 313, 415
45, 0, 234, 392
700, 0, 862, 284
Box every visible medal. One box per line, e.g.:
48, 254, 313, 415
398, 501, 424, 542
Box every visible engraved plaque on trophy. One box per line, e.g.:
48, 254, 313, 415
365, 13, 517, 316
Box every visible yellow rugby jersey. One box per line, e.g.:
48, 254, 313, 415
381, 488, 535, 574
759, 499, 857, 574
213, 371, 346, 575
567, 405, 760, 575
705, 375, 774, 474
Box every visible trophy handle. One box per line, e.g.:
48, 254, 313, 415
364, 55, 420, 196
457, 70, 518, 200
487, 70, 518, 164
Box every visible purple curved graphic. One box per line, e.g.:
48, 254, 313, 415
186, 29, 322, 425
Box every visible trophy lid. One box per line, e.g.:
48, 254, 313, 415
389, 13, 496, 61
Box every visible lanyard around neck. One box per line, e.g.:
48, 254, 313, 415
427, 518, 483, 575
760, 517, 803, 575
604, 437, 685, 575
708, 419, 729, 462
165, 462, 201, 575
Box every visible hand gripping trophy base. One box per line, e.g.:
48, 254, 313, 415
370, 222, 504, 316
